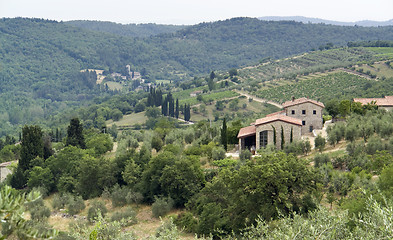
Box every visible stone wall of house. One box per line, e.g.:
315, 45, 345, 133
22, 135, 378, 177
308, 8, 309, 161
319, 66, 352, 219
284, 102, 323, 135
0, 167, 12, 182
256, 121, 301, 150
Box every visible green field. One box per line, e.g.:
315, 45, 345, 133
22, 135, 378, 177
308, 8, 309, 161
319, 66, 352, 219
365, 47, 393, 58
105, 81, 123, 90
106, 111, 147, 128
179, 90, 239, 106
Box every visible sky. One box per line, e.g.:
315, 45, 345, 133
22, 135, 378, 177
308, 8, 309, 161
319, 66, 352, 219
0, 0, 392, 25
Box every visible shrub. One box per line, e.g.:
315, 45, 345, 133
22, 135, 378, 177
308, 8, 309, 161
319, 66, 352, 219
126, 191, 143, 205
52, 193, 72, 210
87, 201, 108, 222
239, 149, 252, 161
110, 207, 137, 226
66, 196, 86, 215
151, 197, 174, 218
184, 129, 195, 144
26, 197, 51, 222
174, 212, 198, 233
315, 135, 326, 152
314, 154, 331, 168
111, 185, 130, 207
211, 147, 226, 160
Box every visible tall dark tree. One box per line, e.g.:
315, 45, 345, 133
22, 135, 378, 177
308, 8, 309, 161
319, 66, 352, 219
12, 125, 44, 189
208, 78, 215, 91
66, 118, 86, 149
19, 125, 44, 172
221, 118, 228, 151
175, 99, 179, 119
161, 98, 168, 116
210, 71, 216, 80
281, 126, 285, 150
184, 104, 191, 122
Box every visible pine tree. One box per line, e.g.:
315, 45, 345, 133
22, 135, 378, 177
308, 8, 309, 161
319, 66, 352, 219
221, 118, 228, 151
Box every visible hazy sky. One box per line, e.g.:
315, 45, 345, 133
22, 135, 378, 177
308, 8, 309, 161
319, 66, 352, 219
1, 0, 392, 25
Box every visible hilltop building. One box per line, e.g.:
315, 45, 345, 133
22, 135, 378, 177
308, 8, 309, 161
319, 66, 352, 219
353, 96, 393, 111
238, 97, 324, 151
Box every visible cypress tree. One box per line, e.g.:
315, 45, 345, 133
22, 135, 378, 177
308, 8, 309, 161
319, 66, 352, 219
66, 118, 86, 149
281, 126, 285, 150
272, 126, 277, 146
290, 127, 293, 143
221, 118, 228, 151
175, 99, 179, 119
19, 125, 44, 172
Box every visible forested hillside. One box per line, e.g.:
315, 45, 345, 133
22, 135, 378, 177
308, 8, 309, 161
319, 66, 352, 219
1, 17, 393, 137
65, 20, 184, 37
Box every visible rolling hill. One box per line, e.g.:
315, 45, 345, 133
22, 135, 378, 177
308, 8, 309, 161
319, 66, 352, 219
259, 16, 393, 27
65, 20, 185, 37
2, 17, 393, 136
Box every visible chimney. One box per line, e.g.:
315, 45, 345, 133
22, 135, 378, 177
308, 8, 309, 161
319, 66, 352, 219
292, 96, 295, 102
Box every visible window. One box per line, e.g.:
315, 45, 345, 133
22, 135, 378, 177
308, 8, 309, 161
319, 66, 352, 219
291, 110, 295, 115
313, 110, 317, 115
302, 110, 306, 115
302, 120, 306, 126
260, 131, 268, 148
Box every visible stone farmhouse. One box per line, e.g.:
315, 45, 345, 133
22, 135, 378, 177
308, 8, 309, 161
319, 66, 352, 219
237, 97, 325, 151
353, 96, 393, 111
0, 161, 15, 182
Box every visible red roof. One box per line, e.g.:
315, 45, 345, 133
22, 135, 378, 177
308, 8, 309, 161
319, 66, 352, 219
255, 115, 302, 126
265, 110, 285, 117
0, 161, 17, 167
237, 126, 256, 138
353, 96, 393, 106
282, 97, 325, 108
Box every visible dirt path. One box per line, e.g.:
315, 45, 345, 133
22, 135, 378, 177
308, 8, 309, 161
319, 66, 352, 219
234, 90, 283, 109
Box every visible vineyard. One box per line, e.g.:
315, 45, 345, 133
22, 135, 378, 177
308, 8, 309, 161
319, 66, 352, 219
179, 90, 239, 106
255, 72, 374, 103
238, 48, 377, 83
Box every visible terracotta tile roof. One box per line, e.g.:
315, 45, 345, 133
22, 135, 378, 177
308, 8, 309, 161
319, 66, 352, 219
237, 125, 256, 138
265, 110, 285, 117
282, 97, 325, 108
0, 161, 17, 167
255, 115, 302, 126
353, 96, 393, 106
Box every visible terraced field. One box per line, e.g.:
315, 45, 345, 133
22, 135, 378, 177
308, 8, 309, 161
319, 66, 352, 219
256, 72, 374, 103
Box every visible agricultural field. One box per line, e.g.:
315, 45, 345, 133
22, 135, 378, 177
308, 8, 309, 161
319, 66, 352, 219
190, 96, 280, 123
179, 90, 239, 106
355, 61, 393, 80
105, 81, 123, 90
256, 72, 374, 103
238, 47, 377, 84
106, 111, 147, 129
365, 47, 393, 58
